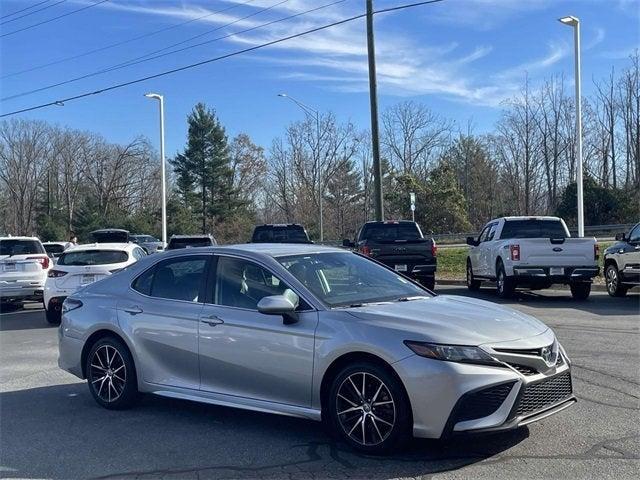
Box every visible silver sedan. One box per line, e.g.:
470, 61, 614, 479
58, 244, 575, 454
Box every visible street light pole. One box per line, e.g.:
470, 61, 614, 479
277, 93, 324, 242
144, 93, 167, 246
366, 0, 384, 221
559, 15, 584, 237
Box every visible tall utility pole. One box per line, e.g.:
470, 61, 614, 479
366, 0, 384, 221
559, 16, 584, 237
144, 93, 168, 246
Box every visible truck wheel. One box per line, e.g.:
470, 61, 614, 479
466, 260, 481, 291
605, 264, 627, 297
496, 261, 515, 299
570, 282, 591, 300
421, 278, 435, 291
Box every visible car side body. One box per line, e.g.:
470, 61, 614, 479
603, 222, 640, 296
58, 244, 574, 453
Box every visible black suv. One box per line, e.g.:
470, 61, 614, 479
344, 220, 437, 290
604, 223, 640, 296
251, 224, 312, 244
167, 234, 217, 250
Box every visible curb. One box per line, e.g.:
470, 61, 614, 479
436, 278, 608, 292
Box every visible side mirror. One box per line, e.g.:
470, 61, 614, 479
615, 232, 627, 242
342, 239, 354, 248
466, 236, 478, 247
257, 290, 299, 324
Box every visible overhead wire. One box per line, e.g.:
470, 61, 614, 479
0, 0, 445, 118
1, 0, 109, 37
0, 0, 55, 21
1, 0, 258, 80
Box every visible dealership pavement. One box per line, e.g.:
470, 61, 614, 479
1, 286, 638, 480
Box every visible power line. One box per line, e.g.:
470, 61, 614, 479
2, 0, 258, 80
2, 0, 347, 101
0, 0, 445, 118
1, 0, 109, 37
1, 0, 65, 25
0, 0, 54, 21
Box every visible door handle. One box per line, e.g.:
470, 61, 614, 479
123, 305, 143, 315
201, 314, 224, 326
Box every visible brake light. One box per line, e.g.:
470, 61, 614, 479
510, 244, 520, 261
431, 241, 437, 257
27, 256, 49, 269
594, 243, 599, 261
359, 245, 372, 256
48, 269, 68, 278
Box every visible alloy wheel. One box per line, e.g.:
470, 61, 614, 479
467, 264, 472, 286
89, 345, 126, 403
335, 372, 396, 446
497, 270, 504, 294
606, 267, 617, 294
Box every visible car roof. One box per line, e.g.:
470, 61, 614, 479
91, 228, 129, 233
64, 243, 137, 252
501, 216, 562, 221
43, 241, 68, 246
254, 224, 304, 228
362, 220, 417, 225
170, 234, 213, 239
163, 243, 345, 258
0, 236, 42, 241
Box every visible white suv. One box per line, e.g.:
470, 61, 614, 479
0, 237, 51, 307
44, 243, 147, 324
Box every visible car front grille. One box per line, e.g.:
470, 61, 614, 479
509, 363, 539, 376
454, 381, 516, 423
515, 371, 572, 417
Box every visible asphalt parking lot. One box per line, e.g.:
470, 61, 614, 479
1, 286, 638, 480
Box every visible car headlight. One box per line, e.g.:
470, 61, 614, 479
404, 340, 500, 366
62, 298, 83, 313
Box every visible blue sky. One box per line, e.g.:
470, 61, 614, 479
0, 0, 638, 157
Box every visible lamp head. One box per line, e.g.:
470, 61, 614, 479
277, 93, 288, 98
144, 92, 162, 100
558, 16, 579, 26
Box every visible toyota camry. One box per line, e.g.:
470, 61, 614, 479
58, 244, 575, 453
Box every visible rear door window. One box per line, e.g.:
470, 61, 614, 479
133, 256, 208, 302
499, 220, 568, 239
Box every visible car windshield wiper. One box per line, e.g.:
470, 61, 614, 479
396, 296, 429, 302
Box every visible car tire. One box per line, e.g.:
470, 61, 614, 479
326, 362, 411, 454
496, 261, 515, 298
605, 264, 627, 297
421, 278, 435, 291
570, 282, 591, 300
45, 306, 61, 325
466, 260, 481, 291
85, 336, 139, 410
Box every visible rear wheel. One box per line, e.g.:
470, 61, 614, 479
466, 260, 481, 291
570, 282, 591, 300
327, 362, 411, 454
421, 278, 435, 291
605, 264, 627, 297
45, 305, 61, 325
86, 337, 139, 410
496, 261, 515, 298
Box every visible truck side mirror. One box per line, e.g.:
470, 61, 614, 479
615, 233, 627, 242
466, 236, 478, 247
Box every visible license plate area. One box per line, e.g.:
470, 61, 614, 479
549, 267, 564, 275
81, 274, 95, 285
3, 263, 17, 272
394, 264, 408, 272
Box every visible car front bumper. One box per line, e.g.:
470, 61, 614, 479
394, 352, 575, 439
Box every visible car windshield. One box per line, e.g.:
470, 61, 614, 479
58, 250, 128, 266
253, 227, 309, 243
0, 239, 45, 256
169, 238, 212, 249
278, 252, 429, 307
360, 223, 424, 242
500, 220, 568, 239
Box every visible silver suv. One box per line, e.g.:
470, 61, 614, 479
604, 223, 640, 296
58, 244, 574, 454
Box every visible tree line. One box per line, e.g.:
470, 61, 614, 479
1, 53, 638, 242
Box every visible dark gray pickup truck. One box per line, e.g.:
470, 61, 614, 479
344, 221, 437, 290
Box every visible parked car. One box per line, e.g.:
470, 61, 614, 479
130, 234, 164, 254
58, 244, 574, 454
44, 242, 146, 324
0, 236, 51, 307
250, 224, 312, 244
43, 241, 68, 263
166, 234, 216, 250
344, 220, 436, 290
466, 216, 599, 299
91, 229, 130, 243
604, 222, 640, 297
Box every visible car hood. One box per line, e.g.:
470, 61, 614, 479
346, 294, 549, 345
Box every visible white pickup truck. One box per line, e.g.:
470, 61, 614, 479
465, 216, 599, 299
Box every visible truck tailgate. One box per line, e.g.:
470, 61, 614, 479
517, 238, 597, 266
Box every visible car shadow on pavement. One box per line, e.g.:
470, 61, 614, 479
0, 383, 528, 480
0, 305, 52, 331
442, 285, 640, 317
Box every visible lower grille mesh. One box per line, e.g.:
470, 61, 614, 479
516, 371, 572, 417
455, 381, 516, 422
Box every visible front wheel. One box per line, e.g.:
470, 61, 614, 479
605, 264, 627, 297
86, 337, 139, 410
570, 282, 591, 300
327, 363, 411, 454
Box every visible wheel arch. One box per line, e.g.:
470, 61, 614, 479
81, 329, 137, 379
319, 351, 411, 421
